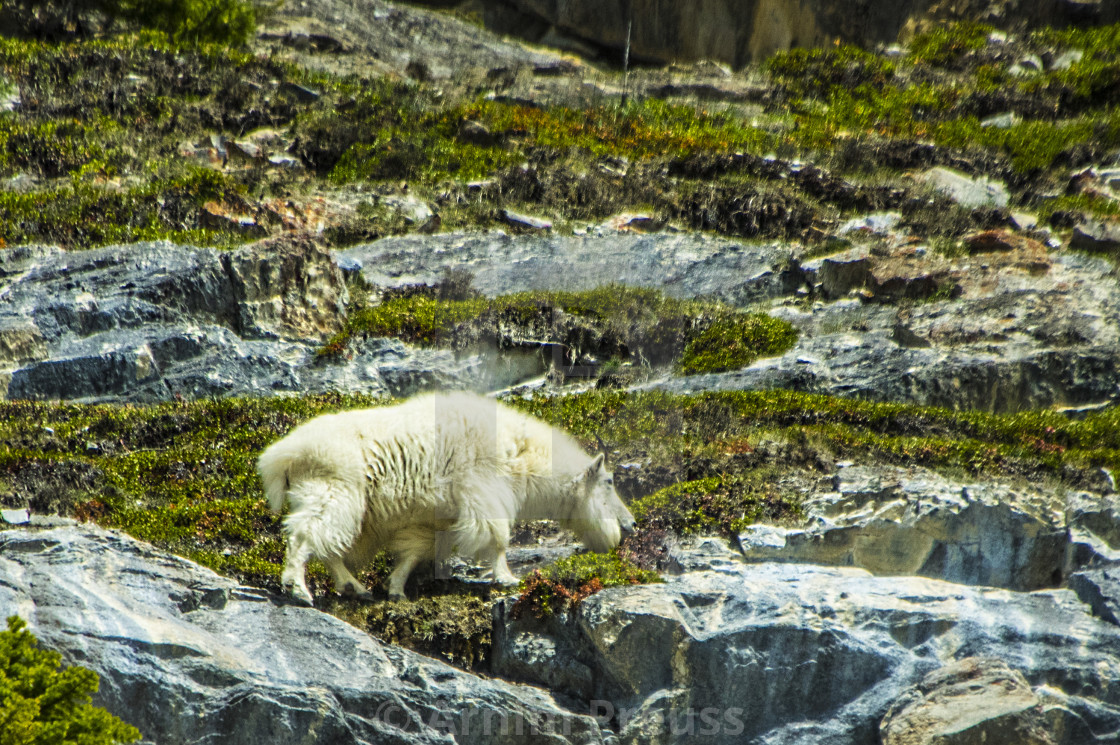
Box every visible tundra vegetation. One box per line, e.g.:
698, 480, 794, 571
3, 4, 1120, 668
0, 17, 1118, 248
4, 391, 1120, 666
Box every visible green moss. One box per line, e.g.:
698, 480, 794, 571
934, 117, 1099, 174
907, 22, 994, 68
677, 313, 798, 375
1036, 192, 1120, 223
0, 166, 244, 248
338, 294, 489, 347
766, 45, 896, 99
508, 389, 1120, 482
0, 616, 141, 744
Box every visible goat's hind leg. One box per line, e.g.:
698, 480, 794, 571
280, 533, 315, 607
281, 478, 366, 607
326, 556, 373, 601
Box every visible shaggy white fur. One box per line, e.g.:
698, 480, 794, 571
257, 391, 634, 604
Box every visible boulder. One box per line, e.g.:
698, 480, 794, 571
498, 209, 553, 232
0, 318, 48, 365
222, 236, 350, 341
917, 167, 1010, 208
737, 464, 1078, 590
492, 557, 1120, 744
1068, 568, 1120, 627
0, 525, 606, 745
1070, 220, 1120, 254
880, 658, 1054, 745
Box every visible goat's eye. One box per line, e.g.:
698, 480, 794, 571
605, 478, 614, 485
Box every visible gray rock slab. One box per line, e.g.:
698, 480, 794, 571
738, 463, 1092, 590
0, 241, 509, 402
336, 231, 798, 306
647, 248, 1120, 412
493, 561, 1120, 745
880, 657, 1055, 745
1069, 568, 1120, 627
645, 331, 1120, 412
918, 167, 1009, 208
0, 526, 605, 745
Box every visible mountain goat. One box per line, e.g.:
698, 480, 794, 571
258, 391, 635, 605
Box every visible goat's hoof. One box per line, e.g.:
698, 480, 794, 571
387, 590, 407, 601
341, 585, 375, 602
283, 582, 315, 607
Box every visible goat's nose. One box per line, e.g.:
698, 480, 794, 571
620, 522, 635, 536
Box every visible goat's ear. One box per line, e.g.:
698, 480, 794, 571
586, 453, 606, 478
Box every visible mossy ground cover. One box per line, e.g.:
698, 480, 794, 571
3, 389, 1118, 661
322, 282, 799, 376
8, 20, 1118, 249
767, 22, 1120, 187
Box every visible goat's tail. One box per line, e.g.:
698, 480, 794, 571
257, 439, 298, 513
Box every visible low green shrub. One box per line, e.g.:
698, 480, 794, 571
677, 313, 799, 375
767, 45, 896, 98
513, 551, 660, 618
630, 472, 802, 536
0, 0, 256, 45
0, 616, 141, 745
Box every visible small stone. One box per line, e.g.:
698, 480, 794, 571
1051, 49, 1084, 70
0, 82, 18, 112
267, 155, 302, 169
226, 140, 265, 163
964, 230, 1019, 253
381, 194, 434, 225
1070, 220, 1120, 253
1010, 212, 1039, 230
1018, 54, 1044, 72
279, 81, 320, 102
457, 119, 496, 146
980, 112, 1016, 129
498, 209, 552, 231
7, 173, 37, 192
607, 213, 660, 232
919, 167, 1009, 208
1, 508, 30, 525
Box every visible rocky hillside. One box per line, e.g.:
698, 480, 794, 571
3, 1, 1120, 743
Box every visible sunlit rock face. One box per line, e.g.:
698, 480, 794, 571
493, 542, 1120, 744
